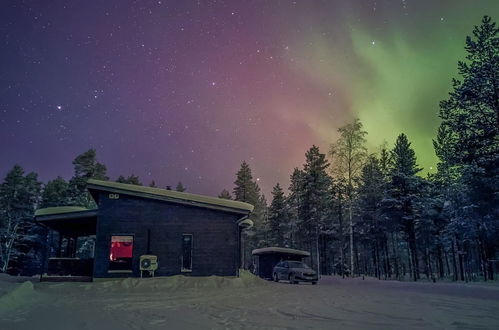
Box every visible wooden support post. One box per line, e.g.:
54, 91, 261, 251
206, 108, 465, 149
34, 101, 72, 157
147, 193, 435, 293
65, 236, 72, 258
71, 236, 78, 258
57, 234, 63, 258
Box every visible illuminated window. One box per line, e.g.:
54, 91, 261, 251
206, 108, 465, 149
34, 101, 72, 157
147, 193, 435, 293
109, 235, 133, 271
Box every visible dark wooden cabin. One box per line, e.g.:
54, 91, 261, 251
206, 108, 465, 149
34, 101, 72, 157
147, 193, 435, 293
252, 247, 310, 280
35, 179, 254, 281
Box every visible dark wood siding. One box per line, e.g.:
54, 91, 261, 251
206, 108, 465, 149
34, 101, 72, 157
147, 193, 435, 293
93, 192, 242, 277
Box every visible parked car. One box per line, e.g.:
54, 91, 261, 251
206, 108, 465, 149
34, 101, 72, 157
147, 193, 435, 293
272, 260, 318, 284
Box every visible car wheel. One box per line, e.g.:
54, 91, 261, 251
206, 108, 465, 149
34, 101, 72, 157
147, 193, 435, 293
312, 281, 317, 285
273, 273, 278, 282
289, 274, 298, 284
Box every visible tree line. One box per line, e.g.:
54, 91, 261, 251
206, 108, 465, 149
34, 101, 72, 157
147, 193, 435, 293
226, 16, 498, 281
0, 16, 497, 281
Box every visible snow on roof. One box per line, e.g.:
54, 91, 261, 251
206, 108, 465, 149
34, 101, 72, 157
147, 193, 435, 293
86, 179, 254, 214
251, 247, 311, 257
34, 206, 94, 217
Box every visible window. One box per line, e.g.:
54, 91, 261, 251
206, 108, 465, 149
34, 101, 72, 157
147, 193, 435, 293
109, 235, 133, 271
181, 234, 193, 272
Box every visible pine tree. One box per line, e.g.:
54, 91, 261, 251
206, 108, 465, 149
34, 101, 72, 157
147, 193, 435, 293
116, 174, 142, 185
256, 194, 269, 248
287, 168, 304, 247
439, 16, 498, 168
329, 118, 368, 276
69, 149, 108, 207
383, 133, 422, 281
175, 181, 186, 192
300, 145, 331, 273
41, 176, 70, 208
233, 161, 259, 203
268, 183, 287, 246
218, 189, 232, 199
233, 161, 265, 268
438, 15, 499, 280
330, 177, 348, 277
357, 155, 386, 279
0, 165, 41, 273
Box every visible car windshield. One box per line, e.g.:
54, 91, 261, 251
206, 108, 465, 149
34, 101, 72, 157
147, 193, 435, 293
287, 261, 310, 269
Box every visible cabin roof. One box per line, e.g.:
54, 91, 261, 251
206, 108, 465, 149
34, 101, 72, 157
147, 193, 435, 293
251, 247, 310, 257
87, 179, 254, 214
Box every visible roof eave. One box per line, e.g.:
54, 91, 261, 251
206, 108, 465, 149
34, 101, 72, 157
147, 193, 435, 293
87, 184, 252, 215
35, 210, 99, 222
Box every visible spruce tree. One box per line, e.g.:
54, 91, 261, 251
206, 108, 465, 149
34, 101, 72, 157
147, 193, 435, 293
233, 161, 265, 268
175, 181, 186, 192
268, 183, 287, 246
218, 189, 232, 199
384, 133, 422, 281
287, 168, 304, 247
233, 161, 259, 203
116, 174, 142, 185
437, 16, 498, 280
357, 156, 386, 279
300, 145, 331, 273
330, 177, 348, 277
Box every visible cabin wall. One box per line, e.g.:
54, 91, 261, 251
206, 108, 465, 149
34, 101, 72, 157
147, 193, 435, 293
93, 192, 241, 278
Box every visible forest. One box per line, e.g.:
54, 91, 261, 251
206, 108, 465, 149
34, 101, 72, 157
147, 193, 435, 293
0, 16, 497, 282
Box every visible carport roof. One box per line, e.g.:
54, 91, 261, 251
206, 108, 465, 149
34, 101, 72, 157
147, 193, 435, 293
252, 247, 310, 257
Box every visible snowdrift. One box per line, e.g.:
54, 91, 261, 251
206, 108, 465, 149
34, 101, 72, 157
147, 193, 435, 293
0, 280, 36, 313
92, 270, 268, 292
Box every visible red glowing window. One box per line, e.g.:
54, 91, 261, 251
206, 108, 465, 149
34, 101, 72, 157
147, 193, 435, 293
109, 235, 133, 271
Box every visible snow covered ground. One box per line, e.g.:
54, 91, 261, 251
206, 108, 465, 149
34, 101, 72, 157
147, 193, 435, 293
1, 272, 498, 329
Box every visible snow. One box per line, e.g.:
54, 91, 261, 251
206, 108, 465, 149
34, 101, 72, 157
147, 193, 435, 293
1, 272, 498, 329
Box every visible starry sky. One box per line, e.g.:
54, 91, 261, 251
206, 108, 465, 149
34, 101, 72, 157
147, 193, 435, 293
1, 0, 498, 197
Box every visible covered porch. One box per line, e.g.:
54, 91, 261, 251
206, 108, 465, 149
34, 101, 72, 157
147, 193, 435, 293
35, 207, 98, 281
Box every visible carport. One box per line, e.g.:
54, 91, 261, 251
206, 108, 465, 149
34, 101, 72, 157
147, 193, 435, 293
252, 247, 310, 280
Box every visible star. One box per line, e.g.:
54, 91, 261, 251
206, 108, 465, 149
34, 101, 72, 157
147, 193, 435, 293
56, 105, 62, 110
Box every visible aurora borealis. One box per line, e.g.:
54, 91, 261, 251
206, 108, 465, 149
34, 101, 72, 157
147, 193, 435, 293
1, 1, 498, 196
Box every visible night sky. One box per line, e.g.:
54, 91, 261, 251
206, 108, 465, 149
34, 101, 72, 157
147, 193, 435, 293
1, 1, 498, 197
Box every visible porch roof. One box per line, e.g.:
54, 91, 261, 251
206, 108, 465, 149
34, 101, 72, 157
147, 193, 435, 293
35, 207, 98, 236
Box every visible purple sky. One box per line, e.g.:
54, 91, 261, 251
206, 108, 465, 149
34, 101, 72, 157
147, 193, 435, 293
1, 1, 497, 197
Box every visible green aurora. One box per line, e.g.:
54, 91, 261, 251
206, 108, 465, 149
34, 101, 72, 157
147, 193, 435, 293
288, 1, 499, 174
